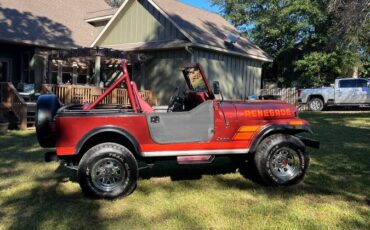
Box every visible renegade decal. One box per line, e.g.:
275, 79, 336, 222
244, 109, 293, 118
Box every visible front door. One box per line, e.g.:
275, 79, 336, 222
336, 79, 357, 104
0, 59, 12, 82
146, 100, 215, 144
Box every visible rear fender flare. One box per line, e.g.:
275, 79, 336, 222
249, 125, 314, 153
76, 126, 141, 158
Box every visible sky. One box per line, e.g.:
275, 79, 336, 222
180, 0, 221, 13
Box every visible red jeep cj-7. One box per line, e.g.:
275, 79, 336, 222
36, 61, 319, 198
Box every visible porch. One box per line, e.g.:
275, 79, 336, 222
0, 83, 154, 130
41, 84, 153, 105
0, 47, 155, 130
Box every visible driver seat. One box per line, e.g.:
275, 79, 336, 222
131, 82, 154, 113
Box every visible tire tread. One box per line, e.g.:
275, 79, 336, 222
78, 142, 138, 199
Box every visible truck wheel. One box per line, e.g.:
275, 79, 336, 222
78, 143, 138, 199
254, 134, 309, 186
308, 98, 324, 111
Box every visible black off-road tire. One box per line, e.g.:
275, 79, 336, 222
78, 143, 138, 199
36, 94, 60, 147
254, 134, 309, 186
308, 98, 324, 111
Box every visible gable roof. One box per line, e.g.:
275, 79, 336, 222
84, 8, 117, 23
153, 0, 272, 61
0, 0, 110, 48
92, 0, 272, 62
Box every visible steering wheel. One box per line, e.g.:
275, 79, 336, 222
167, 87, 181, 112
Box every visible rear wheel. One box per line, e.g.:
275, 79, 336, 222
254, 134, 309, 186
78, 143, 138, 199
308, 97, 324, 111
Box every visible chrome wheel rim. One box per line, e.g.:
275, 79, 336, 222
310, 100, 321, 111
91, 158, 125, 192
269, 147, 300, 182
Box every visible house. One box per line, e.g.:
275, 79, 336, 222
0, 0, 111, 128
90, 0, 272, 102
0, 0, 110, 89
0, 0, 272, 128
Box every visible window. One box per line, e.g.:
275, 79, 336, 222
185, 68, 207, 91
0, 61, 9, 82
21, 52, 33, 83
356, 79, 368, 87
339, 79, 356, 88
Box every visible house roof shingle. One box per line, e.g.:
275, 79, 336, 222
152, 0, 272, 61
0, 0, 272, 61
0, 0, 110, 48
84, 8, 117, 22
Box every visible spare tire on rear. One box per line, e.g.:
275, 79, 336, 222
36, 94, 60, 147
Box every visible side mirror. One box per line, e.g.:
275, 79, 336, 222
213, 81, 220, 95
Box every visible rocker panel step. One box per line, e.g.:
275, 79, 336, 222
177, 155, 215, 165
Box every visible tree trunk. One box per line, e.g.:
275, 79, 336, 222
352, 66, 358, 78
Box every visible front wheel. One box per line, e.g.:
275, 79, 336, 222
308, 98, 324, 111
254, 134, 309, 186
78, 143, 138, 199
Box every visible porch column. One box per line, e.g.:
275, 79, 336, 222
72, 62, 78, 84
94, 55, 101, 87
47, 59, 52, 84
42, 55, 48, 84
57, 61, 63, 84
86, 61, 91, 85
32, 49, 44, 92
140, 62, 146, 90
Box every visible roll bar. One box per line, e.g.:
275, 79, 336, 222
83, 62, 139, 112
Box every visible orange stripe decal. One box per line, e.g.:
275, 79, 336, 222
233, 125, 262, 140
238, 125, 261, 132
289, 120, 305, 126
233, 132, 255, 141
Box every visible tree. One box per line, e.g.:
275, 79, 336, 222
328, 0, 369, 47
327, 0, 370, 77
212, 0, 370, 87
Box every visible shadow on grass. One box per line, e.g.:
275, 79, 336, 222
139, 157, 239, 180
0, 132, 103, 229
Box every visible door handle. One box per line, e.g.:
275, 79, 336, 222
150, 116, 160, 123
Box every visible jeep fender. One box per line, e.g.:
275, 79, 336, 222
249, 124, 319, 153
76, 126, 141, 158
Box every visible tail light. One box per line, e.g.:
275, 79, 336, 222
297, 89, 301, 97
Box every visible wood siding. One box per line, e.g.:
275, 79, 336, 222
139, 49, 190, 105
193, 48, 262, 99
137, 48, 263, 105
98, 0, 185, 46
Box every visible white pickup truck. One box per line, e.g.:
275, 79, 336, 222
298, 78, 370, 111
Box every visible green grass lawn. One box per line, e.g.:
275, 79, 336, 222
0, 113, 369, 230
